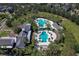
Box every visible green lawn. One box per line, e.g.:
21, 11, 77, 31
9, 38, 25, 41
25, 12, 62, 21
0, 31, 10, 37
61, 19, 79, 43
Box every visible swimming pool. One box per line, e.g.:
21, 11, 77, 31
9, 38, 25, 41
37, 18, 47, 27
40, 31, 48, 42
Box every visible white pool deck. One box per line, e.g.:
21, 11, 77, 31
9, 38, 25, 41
48, 20, 57, 30
34, 18, 59, 49
34, 30, 57, 46
35, 18, 58, 30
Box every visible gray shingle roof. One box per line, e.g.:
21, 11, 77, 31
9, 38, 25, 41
16, 37, 25, 48
21, 24, 31, 32
53, 23, 60, 30
0, 24, 32, 48
0, 37, 15, 46
16, 24, 32, 48
19, 31, 27, 37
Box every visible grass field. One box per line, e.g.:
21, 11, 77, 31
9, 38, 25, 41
25, 12, 62, 21
0, 31, 10, 37
61, 18, 79, 43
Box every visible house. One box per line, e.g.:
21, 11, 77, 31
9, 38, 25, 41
6, 6, 14, 13
0, 23, 32, 49
19, 23, 32, 43
0, 6, 6, 12
15, 23, 32, 48
53, 22, 61, 30
0, 37, 16, 48
0, 5, 14, 13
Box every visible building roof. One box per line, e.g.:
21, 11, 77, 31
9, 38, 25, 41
21, 24, 31, 32
0, 37, 16, 46
53, 23, 60, 30
0, 6, 6, 12
16, 37, 25, 48
6, 6, 14, 13
19, 23, 32, 41
19, 31, 27, 37
16, 24, 32, 48
0, 5, 14, 13
0, 23, 32, 48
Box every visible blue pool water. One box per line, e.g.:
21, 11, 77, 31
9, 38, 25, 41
40, 31, 48, 42
37, 18, 46, 27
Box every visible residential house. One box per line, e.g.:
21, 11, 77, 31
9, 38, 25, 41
16, 23, 32, 48
0, 37, 16, 48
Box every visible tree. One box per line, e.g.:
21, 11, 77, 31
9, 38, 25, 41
0, 49, 4, 55
60, 30, 77, 56
45, 43, 61, 56
11, 48, 24, 56
61, 45, 76, 56
13, 27, 22, 34
6, 19, 13, 27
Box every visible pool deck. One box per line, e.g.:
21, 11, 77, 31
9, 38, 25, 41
34, 18, 60, 50
34, 30, 57, 46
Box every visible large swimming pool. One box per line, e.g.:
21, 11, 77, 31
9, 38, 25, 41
40, 31, 48, 42
37, 18, 47, 27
